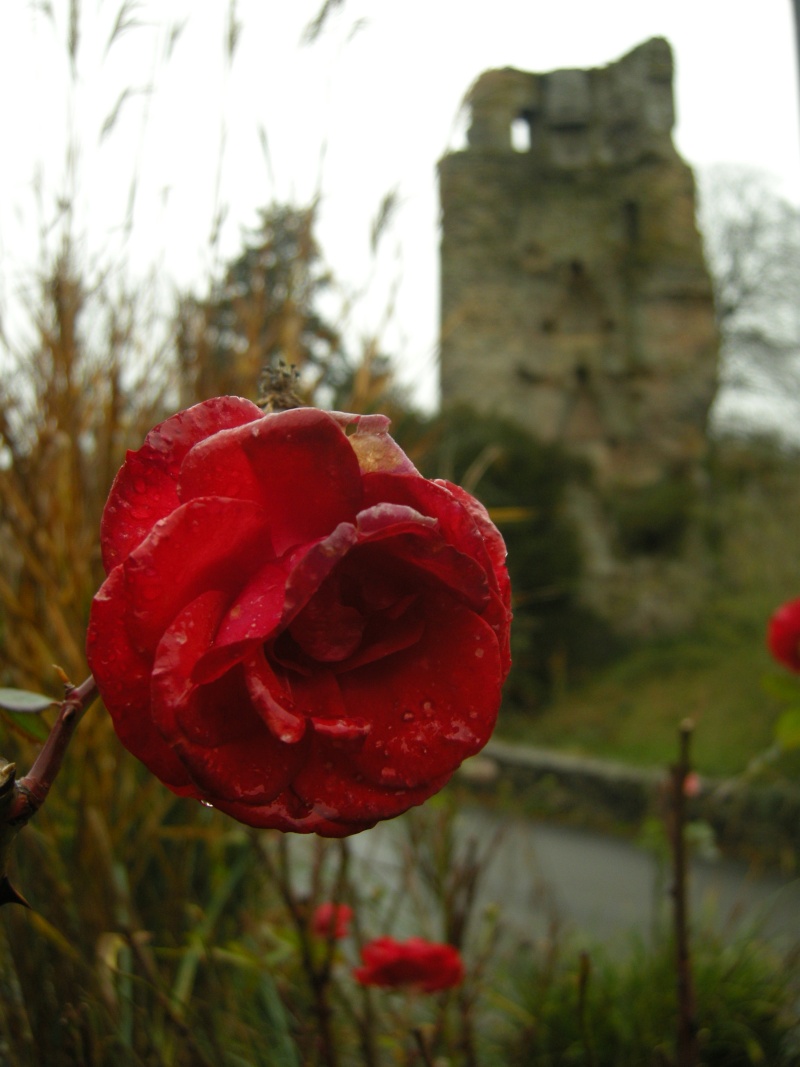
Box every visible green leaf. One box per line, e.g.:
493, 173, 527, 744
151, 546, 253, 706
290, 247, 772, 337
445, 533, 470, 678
0, 688, 57, 713
775, 708, 800, 751
255, 971, 301, 1067
0, 709, 51, 743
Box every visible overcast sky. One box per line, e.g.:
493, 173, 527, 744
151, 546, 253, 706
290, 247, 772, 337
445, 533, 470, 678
1, 0, 798, 409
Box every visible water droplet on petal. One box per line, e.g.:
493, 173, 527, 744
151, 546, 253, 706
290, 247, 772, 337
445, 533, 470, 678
422, 701, 433, 713
401, 711, 415, 722
200, 799, 214, 808
380, 767, 399, 782
474, 648, 484, 658
173, 632, 188, 646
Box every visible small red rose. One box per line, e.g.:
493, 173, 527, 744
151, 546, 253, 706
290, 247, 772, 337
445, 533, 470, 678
86, 399, 511, 836
767, 597, 800, 673
353, 936, 464, 993
311, 902, 353, 940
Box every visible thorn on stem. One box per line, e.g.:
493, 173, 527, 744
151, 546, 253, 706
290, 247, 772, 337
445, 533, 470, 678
0, 876, 31, 909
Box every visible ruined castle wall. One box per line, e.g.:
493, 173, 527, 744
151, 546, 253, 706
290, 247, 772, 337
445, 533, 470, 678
439, 39, 720, 633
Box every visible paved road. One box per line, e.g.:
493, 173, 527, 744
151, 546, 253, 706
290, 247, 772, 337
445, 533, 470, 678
346, 806, 800, 952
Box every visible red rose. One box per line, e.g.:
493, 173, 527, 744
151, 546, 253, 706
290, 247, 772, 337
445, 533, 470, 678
311, 902, 353, 940
353, 936, 464, 993
86, 399, 511, 836
767, 597, 800, 673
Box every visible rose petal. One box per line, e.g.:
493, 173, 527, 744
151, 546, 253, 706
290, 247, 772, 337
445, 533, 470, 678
178, 407, 364, 554
362, 473, 502, 592
331, 412, 420, 475
101, 397, 263, 573
267, 663, 348, 721
244, 648, 307, 744
288, 570, 365, 662
194, 525, 361, 684
150, 589, 230, 742
332, 605, 425, 674
479, 588, 513, 680
336, 591, 502, 791
280, 523, 359, 627
210, 789, 379, 836
353, 534, 489, 614
310, 716, 371, 743
151, 594, 307, 805
355, 502, 436, 538
124, 497, 273, 652
193, 559, 288, 683
291, 745, 451, 824
86, 566, 197, 793
362, 474, 512, 674
436, 479, 512, 610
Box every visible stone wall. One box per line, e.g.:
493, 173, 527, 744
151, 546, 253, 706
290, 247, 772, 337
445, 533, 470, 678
439, 39, 719, 635
458, 740, 800, 871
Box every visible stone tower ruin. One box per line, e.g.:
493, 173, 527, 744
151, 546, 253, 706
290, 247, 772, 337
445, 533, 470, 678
439, 39, 719, 634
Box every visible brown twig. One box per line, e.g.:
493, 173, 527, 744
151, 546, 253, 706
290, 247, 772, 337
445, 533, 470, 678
0, 675, 98, 907
411, 1026, 436, 1067
259, 834, 341, 1067
11, 675, 99, 822
577, 950, 598, 1067
669, 718, 698, 1067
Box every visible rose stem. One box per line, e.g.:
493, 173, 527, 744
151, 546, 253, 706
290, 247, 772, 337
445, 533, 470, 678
411, 1028, 436, 1067
11, 674, 99, 824
260, 835, 341, 1067
670, 718, 698, 1067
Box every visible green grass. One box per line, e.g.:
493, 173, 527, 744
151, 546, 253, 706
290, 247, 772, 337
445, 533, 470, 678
488, 924, 800, 1066
498, 634, 778, 776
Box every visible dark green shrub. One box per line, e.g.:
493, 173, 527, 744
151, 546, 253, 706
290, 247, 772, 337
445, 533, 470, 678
608, 476, 696, 557
490, 929, 800, 1066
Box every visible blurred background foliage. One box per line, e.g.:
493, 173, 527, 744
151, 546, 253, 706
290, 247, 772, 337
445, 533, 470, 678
1, 2, 800, 1064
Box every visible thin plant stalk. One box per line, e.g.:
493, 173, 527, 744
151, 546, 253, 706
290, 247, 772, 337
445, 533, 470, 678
670, 718, 698, 1067
260, 834, 342, 1067
1, 675, 98, 908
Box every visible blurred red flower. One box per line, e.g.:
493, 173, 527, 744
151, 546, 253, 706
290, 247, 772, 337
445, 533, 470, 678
311, 902, 353, 940
683, 770, 701, 798
86, 399, 511, 836
353, 936, 464, 993
767, 597, 800, 673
